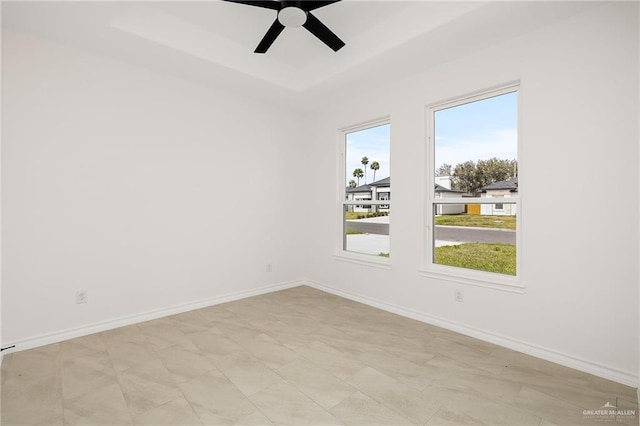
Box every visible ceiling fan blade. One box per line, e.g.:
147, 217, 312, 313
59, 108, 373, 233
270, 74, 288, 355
302, 12, 345, 52
222, 0, 280, 10
255, 19, 285, 53
302, 1, 341, 12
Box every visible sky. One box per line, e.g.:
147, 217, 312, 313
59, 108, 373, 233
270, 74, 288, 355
434, 91, 518, 172
345, 123, 390, 187
344, 91, 517, 186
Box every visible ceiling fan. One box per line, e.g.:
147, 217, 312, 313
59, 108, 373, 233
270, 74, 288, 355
223, 1, 345, 54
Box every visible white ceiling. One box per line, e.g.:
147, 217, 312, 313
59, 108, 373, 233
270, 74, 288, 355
2, 1, 601, 111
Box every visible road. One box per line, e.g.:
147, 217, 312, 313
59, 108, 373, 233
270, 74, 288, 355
345, 221, 515, 244
435, 226, 515, 244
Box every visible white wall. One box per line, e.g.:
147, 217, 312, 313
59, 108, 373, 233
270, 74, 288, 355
303, 2, 639, 385
1, 1, 638, 387
1, 30, 305, 346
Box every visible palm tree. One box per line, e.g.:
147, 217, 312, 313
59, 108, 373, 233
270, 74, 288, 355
370, 161, 380, 182
348, 180, 357, 188
361, 156, 369, 183
353, 168, 364, 186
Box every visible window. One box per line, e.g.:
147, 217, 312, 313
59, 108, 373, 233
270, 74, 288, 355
340, 119, 390, 261
423, 85, 521, 290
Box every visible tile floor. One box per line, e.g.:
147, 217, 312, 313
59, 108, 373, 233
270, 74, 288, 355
1, 286, 637, 425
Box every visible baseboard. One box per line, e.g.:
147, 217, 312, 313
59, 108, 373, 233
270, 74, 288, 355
1, 280, 301, 355
304, 279, 639, 388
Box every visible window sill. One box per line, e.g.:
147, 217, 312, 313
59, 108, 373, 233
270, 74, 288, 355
418, 266, 525, 294
334, 252, 392, 270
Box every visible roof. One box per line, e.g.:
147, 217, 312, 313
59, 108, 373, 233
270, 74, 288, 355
346, 176, 390, 193
369, 177, 390, 187
346, 184, 371, 193
435, 183, 464, 193
481, 177, 518, 192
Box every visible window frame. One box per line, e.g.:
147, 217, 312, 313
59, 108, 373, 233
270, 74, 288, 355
335, 117, 392, 268
420, 84, 523, 293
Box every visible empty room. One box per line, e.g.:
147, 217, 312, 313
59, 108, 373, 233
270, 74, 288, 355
1, 1, 639, 425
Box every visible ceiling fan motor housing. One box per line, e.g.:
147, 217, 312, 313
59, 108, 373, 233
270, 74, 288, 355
278, 6, 307, 27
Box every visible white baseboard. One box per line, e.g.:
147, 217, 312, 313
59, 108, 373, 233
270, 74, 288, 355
1, 280, 301, 355
304, 279, 639, 388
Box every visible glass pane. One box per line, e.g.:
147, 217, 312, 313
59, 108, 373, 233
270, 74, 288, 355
344, 205, 390, 257
434, 91, 518, 197
345, 123, 390, 192
433, 203, 516, 275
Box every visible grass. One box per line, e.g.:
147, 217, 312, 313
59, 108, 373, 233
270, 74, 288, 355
435, 214, 516, 230
345, 229, 364, 235
435, 243, 516, 275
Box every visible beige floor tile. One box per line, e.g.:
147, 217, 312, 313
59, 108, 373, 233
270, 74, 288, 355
4, 286, 637, 426
249, 381, 344, 425
138, 318, 195, 352
513, 386, 593, 426
1, 347, 63, 426
215, 352, 282, 397
294, 340, 367, 381
353, 347, 435, 391
63, 382, 132, 425
345, 366, 440, 424
429, 385, 542, 426
501, 363, 637, 410
1, 372, 63, 426
330, 390, 414, 425
276, 358, 356, 410
61, 351, 118, 400
179, 369, 257, 425
155, 345, 218, 383
232, 410, 275, 425
425, 355, 523, 403
426, 337, 507, 375
238, 333, 301, 370
99, 325, 146, 345
425, 407, 486, 425
59, 334, 107, 361
2, 345, 60, 382
132, 396, 203, 425
188, 331, 248, 362
117, 358, 183, 415
106, 340, 159, 373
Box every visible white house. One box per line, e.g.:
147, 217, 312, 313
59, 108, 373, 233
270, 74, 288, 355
434, 183, 466, 215
480, 177, 518, 216
345, 176, 390, 212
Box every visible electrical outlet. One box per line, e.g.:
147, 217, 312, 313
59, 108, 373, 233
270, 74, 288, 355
454, 289, 464, 303
76, 291, 88, 304
266, 263, 272, 272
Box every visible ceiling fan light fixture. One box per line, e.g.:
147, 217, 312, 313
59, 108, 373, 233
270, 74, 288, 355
278, 7, 307, 27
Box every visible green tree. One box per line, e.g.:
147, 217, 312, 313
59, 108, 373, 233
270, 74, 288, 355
370, 161, 380, 182
353, 168, 364, 186
348, 179, 357, 188
435, 163, 452, 177
452, 161, 479, 194
361, 156, 369, 183
452, 158, 517, 195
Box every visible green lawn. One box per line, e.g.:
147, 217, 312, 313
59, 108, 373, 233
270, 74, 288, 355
435, 214, 516, 230
435, 243, 516, 275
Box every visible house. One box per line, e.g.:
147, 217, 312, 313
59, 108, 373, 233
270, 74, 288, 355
346, 177, 390, 212
434, 183, 466, 215
1, 2, 638, 424
480, 177, 518, 216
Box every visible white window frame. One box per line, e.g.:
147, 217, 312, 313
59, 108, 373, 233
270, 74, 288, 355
335, 117, 391, 269
420, 84, 523, 293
